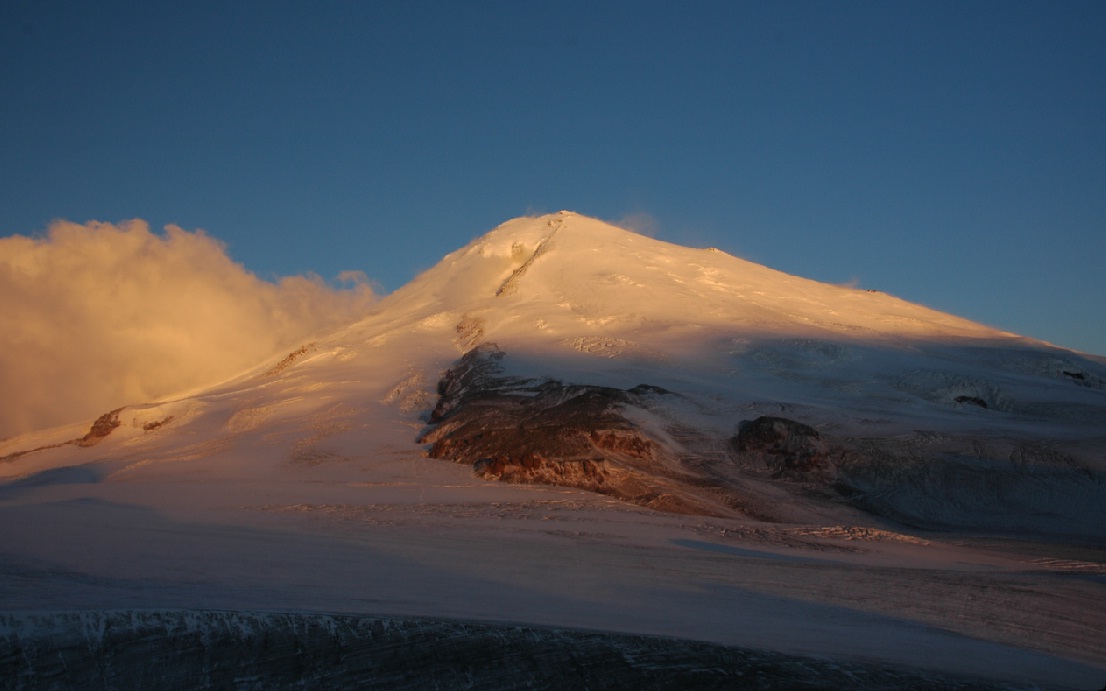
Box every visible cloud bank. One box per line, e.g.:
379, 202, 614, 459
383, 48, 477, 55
0, 220, 376, 439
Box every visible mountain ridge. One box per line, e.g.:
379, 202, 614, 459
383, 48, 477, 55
8, 212, 1103, 531
2, 212, 1099, 458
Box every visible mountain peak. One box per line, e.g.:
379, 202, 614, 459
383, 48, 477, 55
387, 212, 1005, 347
381, 212, 643, 309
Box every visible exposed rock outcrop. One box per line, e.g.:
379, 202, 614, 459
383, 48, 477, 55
1, 407, 127, 463
76, 408, 123, 447
418, 347, 871, 520
264, 343, 315, 376
731, 415, 833, 478
419, 345, 729, 516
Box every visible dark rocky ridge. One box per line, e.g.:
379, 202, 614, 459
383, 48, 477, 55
418, 345, 723, 515
0, 610, 1034, 690
418, 345, 842, 519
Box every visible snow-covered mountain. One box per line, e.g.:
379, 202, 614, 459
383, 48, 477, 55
2, 212, 1105, 689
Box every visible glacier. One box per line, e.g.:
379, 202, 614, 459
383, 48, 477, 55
1, 212, 1104, 689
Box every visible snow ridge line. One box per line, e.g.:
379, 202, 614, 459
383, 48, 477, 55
495, 218, 563, 297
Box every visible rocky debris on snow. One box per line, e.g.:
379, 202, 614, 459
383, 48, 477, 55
454, 313, 486, 349
75, 408, 123, 447
141, 415, 174, 431
1, 408, 126, 462
264, 342, 315, 376
1060, 368, 1106, 389
954, 395, 989, 408
1, 403, 183, 464
731, 415, 834, 479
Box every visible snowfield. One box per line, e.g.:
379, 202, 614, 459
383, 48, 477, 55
2, 212, 1104, 689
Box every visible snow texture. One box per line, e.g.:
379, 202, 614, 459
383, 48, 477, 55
0, 610, 1040, 690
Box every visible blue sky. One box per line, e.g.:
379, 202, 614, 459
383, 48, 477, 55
3, 1, 1105, 355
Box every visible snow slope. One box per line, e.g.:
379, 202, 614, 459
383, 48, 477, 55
2, 212, 1105, 689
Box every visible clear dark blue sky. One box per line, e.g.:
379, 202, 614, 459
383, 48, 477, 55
3, 1, 1104, 354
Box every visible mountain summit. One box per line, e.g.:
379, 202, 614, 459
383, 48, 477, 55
374, 210, 1008, 344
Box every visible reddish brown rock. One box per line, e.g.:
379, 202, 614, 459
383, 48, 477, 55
418, 345, 726, 516
77, 408, 123, 447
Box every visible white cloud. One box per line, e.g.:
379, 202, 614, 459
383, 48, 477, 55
0, 220, 376, 439
612, 212, 659, 238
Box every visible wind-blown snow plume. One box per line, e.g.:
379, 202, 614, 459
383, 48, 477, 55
612, 212, 659, 238
0, 220, 376, 438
